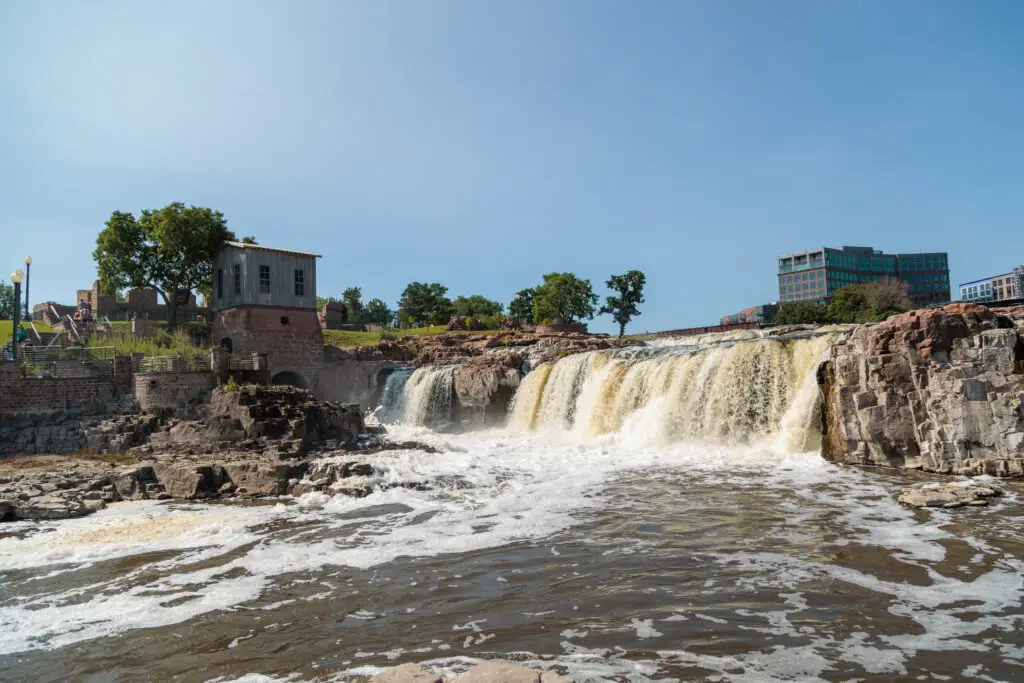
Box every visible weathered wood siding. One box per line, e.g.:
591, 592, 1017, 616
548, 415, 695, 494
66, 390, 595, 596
212, 245, 317, 312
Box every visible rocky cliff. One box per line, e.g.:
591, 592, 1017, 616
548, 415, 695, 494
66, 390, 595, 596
820, 304, 1024, 475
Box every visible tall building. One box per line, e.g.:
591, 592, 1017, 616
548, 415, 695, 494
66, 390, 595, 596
777, 246, 950, 307
958, 266, 1023, 303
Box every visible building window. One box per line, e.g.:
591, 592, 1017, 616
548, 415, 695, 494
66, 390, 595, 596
217, 269, 223, 299
294, 269, 305, 296
260, 265, 271, 294
233, 265, 241, 295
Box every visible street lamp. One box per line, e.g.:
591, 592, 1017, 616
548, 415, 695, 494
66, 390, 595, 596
23, 256, 31, 320
10, 268, 24, 356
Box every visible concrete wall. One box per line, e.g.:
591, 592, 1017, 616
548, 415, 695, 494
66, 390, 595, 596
319, 359, 399, 407
133, 371, 216, 412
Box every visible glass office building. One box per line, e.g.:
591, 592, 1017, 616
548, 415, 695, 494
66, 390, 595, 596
778, 246, 950, 307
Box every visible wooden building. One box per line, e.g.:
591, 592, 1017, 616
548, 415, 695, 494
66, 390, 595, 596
212, 242, 325, 391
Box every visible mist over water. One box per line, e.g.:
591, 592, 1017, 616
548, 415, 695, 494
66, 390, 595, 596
2, 334, 1023, 682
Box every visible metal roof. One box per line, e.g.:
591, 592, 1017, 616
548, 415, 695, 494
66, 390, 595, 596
223, 241, 322, 258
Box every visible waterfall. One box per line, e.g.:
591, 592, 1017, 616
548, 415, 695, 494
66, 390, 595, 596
403, 365, 456, 427
378, 367, 414, 422
507, 333, 839, 449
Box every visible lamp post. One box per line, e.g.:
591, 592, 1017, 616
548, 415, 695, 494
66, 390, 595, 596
23, 256, 31, 320
10, 268, 24, 357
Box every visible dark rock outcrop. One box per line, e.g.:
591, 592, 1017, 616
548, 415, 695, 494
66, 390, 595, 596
820, 304, 1024, 475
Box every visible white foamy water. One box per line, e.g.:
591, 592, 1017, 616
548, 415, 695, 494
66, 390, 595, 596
3, 332, 1023, 681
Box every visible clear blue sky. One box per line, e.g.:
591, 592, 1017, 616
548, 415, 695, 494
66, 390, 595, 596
2, 1, 1022, 333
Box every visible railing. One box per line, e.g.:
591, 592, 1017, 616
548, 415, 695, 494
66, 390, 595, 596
779, 260, 824, 275
18, 345, 115, 362
138, 354, 211, 373
229, 355, 267, 371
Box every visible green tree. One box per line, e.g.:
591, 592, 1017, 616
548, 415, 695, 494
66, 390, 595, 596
342, 287, 363, 322
532, 272, 598, 324
453, 294, 503, 318
509, 288, 535, 323
363, 298, 393, 326
600, 269, 646, 337
241, 235, 258, 244
93, 203, 237, 329
828, 280, 912, 323
0, 280, 15, 320
777, 300, 830, 325
399, 282, 452, 326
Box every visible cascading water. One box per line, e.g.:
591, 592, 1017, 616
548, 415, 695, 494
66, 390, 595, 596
402, 364, 456, 427
507, 333, 838, 450
378, 367, 414, 422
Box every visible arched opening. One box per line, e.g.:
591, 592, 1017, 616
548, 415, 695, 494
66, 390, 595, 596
271, 371, 307, 389
220, 337, 233, 353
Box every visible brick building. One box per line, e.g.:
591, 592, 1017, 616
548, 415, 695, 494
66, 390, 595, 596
34, 280, 207, 324
721, 303, 778, 326
211, 242, 324, 391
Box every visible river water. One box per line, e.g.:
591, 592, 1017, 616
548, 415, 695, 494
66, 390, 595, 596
2, 335, 1024, 682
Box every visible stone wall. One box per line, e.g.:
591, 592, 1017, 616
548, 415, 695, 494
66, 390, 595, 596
133, 371, 216, 413
213, 306, 324, 392
0, 361, 124, 416
820, 304, 1024, 476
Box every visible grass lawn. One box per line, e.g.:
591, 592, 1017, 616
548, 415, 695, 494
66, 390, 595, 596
0, 319, 56, 338
323, 326, 502, 348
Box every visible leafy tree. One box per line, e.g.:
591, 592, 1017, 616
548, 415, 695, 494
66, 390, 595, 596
342, 287, 363, 321
0, 280, 15, 320
453, 294, 503, 318
532, 272, 598, 324
399, 282, 452, 326
94, 203, 237, 329
509, 288, 535, 323
777, 300, 830, 325
241, 235, 258, 244
828, 280, 912, 323
363, 298, 393, 326
826, 285, 872, 324
600, 270, 646, 337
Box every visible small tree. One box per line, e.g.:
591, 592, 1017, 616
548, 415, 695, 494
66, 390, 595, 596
600, 270, 646, 337
532, 272, 598, 324
509, 288, 535, 323
453, 294, 503, 318
777, 300, 829, 325
343, 287, 363, 322
93, 203, 237, 329
241, 235, 258, 244
399, 282, 452, 326
363, 298, 393, 326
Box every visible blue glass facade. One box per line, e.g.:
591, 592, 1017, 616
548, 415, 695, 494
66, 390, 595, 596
778, 246, 950, 306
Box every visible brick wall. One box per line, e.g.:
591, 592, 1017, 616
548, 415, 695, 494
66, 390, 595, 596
213, 306, 324, 392
0, 361, 123, 416
134, 371, 216, 412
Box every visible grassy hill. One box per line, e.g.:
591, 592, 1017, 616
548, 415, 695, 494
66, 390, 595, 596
0, 320, 56, 338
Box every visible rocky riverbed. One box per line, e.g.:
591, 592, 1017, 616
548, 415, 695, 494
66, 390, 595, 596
0, 384, 434, 522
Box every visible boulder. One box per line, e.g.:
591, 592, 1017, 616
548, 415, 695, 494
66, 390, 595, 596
369, 663, 442, 683
453, 355, 523, 427
151, 463, 226, 499
899, 481, 1002, 508
453, 662, 541, 683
